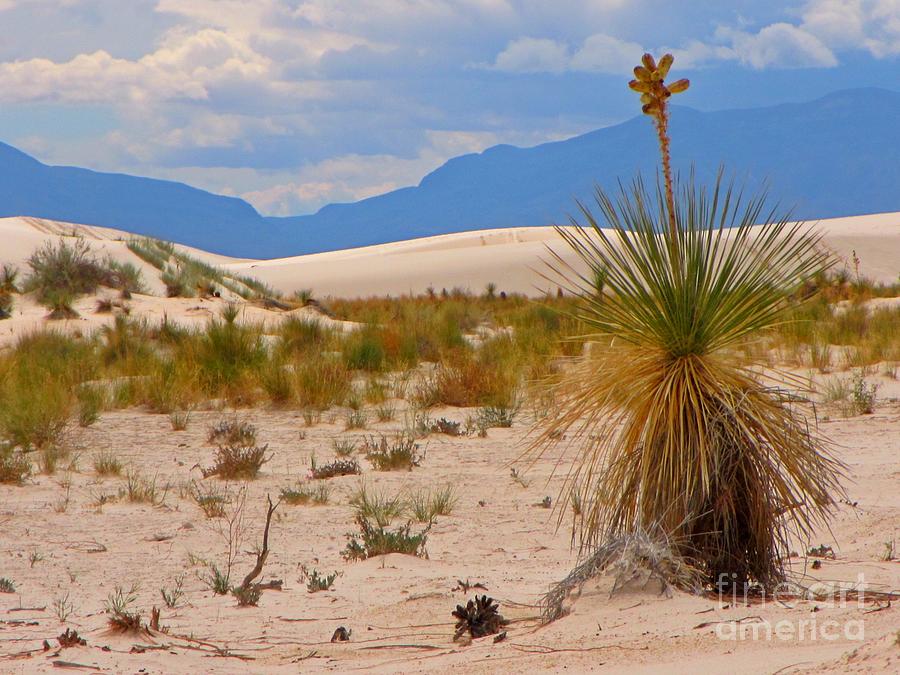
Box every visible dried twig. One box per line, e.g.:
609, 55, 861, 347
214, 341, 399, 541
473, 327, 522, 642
237, 494, 280, 592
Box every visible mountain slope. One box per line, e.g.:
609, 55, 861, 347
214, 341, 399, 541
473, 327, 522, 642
0, 143, 271, 254
272, 88, 900, 252
2, 87, 898, 257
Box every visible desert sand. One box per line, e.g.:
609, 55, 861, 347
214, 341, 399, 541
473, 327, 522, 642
222, 211, 900, 297
0, 214, 898, 673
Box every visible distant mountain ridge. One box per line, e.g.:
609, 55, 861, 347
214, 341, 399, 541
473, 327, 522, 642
2, 87, 899, 258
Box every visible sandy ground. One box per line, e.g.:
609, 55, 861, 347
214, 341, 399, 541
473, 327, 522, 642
0, 381, 898, 673
0, 215, 898, 672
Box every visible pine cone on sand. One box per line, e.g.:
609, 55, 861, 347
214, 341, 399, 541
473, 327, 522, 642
452, 595, 508, 641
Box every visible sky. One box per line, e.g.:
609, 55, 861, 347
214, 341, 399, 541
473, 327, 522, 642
0, 0, 898, 217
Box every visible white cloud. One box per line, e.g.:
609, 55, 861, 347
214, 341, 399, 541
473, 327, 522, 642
570, 34, 644, 73
718, 23, 838, 69
0, 29, 272, 104
800, 0, 900, 58
491, 37, 570, 73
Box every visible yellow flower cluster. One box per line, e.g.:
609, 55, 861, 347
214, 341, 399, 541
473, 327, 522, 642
628, 53, 689, 119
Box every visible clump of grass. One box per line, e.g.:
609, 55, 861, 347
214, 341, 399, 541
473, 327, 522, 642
76, 385, 105, 427
342, 516, 429, 561
280, 482, 330, 505
205, 565, 232, 596
343, 327, 386, 371
408, 485, 457, 523
169, 409, 191, 431
278, 316, 330, 356
411, 413, 461, 437
309, 456, 361, 479
363, 433, 423, 471
375, 403, 396, 422
346, 409, 367, 430
160, 575, 185, 609
0, 577, 16, 593
350, 482, 406, 527
120, 469, 170, 506
475, 405, 517, 429
293, 359, 352, 410
105, 584, 143, 632
0, 445, 32, 483
208, 419, 257, 446
332, 438, 357, 456
203, 444, 270, 480
25, 239, 143, 305
93, 450, 122, 476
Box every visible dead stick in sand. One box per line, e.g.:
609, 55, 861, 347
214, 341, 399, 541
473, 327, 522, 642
237, 494, 279, 592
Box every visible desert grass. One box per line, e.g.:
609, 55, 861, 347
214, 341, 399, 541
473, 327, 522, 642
408, 484, 457, 523
279, 481, 330, 505
363, 433, 423, 471
342, 516, 429, 561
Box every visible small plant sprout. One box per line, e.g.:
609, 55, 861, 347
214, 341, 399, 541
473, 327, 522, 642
106, 583, 142, 632
53, 592, 76, 622
160, 574, 185, 608
301, 565, 340, 593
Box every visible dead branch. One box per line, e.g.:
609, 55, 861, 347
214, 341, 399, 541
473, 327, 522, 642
237, 494, 280, 592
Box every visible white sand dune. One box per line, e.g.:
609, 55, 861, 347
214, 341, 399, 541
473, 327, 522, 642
223, 211, 900, 298
1, 211, 897, 300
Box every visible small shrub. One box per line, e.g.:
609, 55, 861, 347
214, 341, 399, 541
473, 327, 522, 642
0, 577, 15, 593
850, 373, 878, 415
0, 445, 32, 483
204, 444, 270, 480
280, 482, 330, 505
363, 433, 423, 471
309, 456, 361, 479
207, 419, 257, 446
342, 516, 429, 561
0, 291, 12, 319
232, 584, 261, 607
303, 567, 339, 593
475, 404, 517, 429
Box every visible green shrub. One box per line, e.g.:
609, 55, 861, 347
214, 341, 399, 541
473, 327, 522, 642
343, 516, 428, 561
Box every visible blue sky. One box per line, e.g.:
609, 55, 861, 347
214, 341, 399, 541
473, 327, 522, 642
1, 0, 898, 216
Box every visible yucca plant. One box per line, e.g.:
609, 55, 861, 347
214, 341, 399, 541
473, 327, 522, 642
531, 53, 844, 590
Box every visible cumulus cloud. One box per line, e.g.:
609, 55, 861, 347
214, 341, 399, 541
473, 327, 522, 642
0, 28, 275, 104
491, 37, 570, 73
717, 23, 838, 69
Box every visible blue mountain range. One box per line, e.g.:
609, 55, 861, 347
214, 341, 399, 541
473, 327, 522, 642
2, 87, 898, 258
